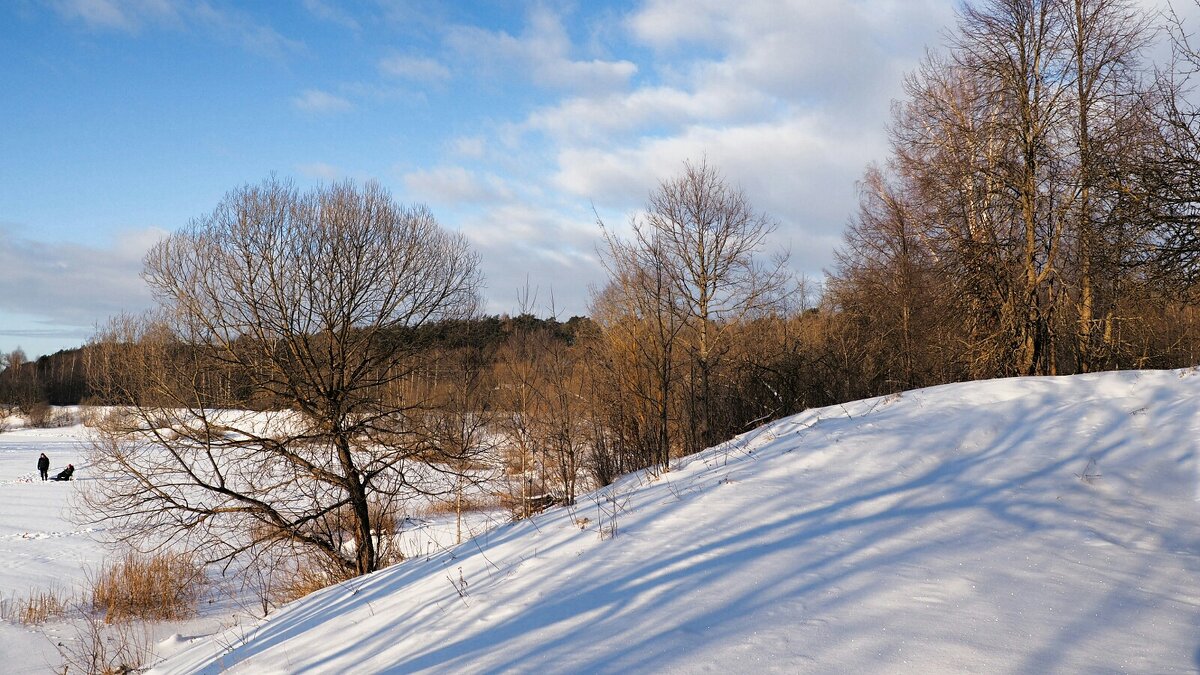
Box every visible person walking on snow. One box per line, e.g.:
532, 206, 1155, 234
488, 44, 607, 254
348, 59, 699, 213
37, 453, 49, 481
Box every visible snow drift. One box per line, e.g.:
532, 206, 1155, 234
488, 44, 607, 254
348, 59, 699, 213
150, 370, 1200, 673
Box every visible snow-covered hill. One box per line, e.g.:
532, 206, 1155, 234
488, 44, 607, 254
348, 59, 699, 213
139, 371, 1200, 671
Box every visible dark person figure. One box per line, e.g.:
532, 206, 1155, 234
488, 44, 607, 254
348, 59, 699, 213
37, 453, 49, 481
51, 464, 74, 481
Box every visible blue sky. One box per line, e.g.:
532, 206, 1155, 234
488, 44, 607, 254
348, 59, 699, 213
6, 0, 1172, 359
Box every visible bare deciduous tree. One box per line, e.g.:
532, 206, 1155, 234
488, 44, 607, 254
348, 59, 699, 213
643, 161, 790, 451
1061, 0, 1154, 371
830, 165, 956, 391
422, 347, 499, 542
85, 178, 482, 577
593, 160, 790, 468
1139, 1, 1200, 299
593, 229, 685, 471
854, 0, 1161, 379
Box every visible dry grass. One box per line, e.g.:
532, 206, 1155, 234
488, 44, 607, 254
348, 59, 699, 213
240, 499, 412, 607
266, 517, 406, 605
90, 550, 206, 623
57, 611, 155, 675
240, 524, 355, 607
0, 588, 71, 624
271, 561, 356, 605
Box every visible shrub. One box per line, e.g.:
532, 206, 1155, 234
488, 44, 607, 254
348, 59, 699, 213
244, 500, 405, 608
21, 403, 75, 428
57, 610, 155, 675
79, 405, 107, 428
90, 551, 206, 623
0, 588, 71, 624
22, 401, 53, 427
498, 481, 559, 521
271, 557, 357, 605
272, 511, 403, 602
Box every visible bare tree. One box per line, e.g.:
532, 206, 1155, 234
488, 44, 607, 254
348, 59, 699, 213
1138, 1, 1200, 299
830, 165, 957, 391
494, 321, 547, 517
0, 347, 45, 414
531, 332, 589, 505
597, 160, 790, 460
861, 0, 1160, 378
953, 0, 1076, 375
1060, 0, 1154, 371
422, 347, 499, 543
85, 178, 482, 577
593, 229, 685, 471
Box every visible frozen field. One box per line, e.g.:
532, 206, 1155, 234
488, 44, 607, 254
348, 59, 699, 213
0, 417, 500, 673
0, 420, 107, 672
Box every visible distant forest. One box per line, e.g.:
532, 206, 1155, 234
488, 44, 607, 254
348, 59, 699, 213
0, 314, 596, 408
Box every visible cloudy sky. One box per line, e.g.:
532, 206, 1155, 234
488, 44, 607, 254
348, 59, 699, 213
0, 0, 1183, 359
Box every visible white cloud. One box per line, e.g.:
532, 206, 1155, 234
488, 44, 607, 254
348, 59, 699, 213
457, 204, 602, 317
450, 136, 486, 159
301, 0, 360, 32
403, 166, 512, 206
338, 81, 429, 106
292, 89, 353, 113
379, 55, 452, 82
447, 6, 637, 92
556, 120, 834, 210
540, 109, 883, 280
0, 225, 160, 354
523, 83, 771, 143
45, 0, 303, 59
47, 0, 178, 32
114, 226, 169, 257
189, 3, 304, 60
627, 0, 953, 123
627, 0, 724, 48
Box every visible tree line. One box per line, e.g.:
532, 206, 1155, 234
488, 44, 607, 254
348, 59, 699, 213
830, 0, 1200, 388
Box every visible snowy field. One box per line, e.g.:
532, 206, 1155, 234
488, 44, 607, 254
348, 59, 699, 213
0, 418, 104, 672
2, 370, 1199, 673
0, 419, 259, 673
0, 416, 500, 674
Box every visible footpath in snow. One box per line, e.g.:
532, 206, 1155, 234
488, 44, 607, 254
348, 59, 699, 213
146, 369, 1200, 674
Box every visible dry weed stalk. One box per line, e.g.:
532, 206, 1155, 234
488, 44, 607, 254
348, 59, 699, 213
90, 550, 205, 623
0, 588, 71, 625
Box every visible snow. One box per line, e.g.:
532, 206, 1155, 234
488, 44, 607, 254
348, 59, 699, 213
4, 369, 1200, 672
0, 416, 501, 673
0, 419, 100, 672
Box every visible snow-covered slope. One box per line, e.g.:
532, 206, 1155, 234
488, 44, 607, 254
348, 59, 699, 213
151, 370, 1200, 673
